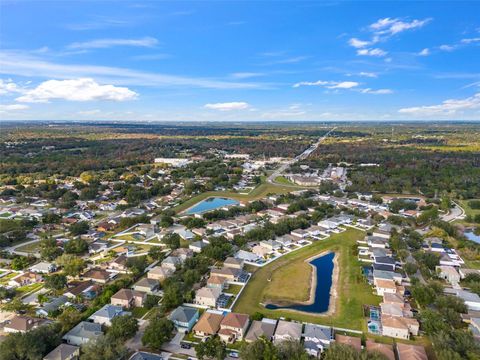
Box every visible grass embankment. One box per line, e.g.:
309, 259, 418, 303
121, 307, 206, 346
233, 228, 382, 331
459, 199, 480, 220
173, 182, 304, 214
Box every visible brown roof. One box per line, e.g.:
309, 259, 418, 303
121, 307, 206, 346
221, 312, 249, 329
366, 340, 395, 360
396, 343, 428, 360
83, 268, 110, 281
193, 312, 224, 335
111, 288, 145, 301
335, 334, 362, 352
207, 275, 227, 285
383, 292, 405, 305
6, 316, 43, 332
376, 279, 397, 289
65, 281, 95, 296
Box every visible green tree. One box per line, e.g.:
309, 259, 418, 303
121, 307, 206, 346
11, 257, 29, 270
64, 238, 88, 254
56, 254, 85, 277
141, 317, 174, 350
45, 274, 67, 290
80, 336, 128, 360
162, 232, 181, 250
39, 237, 62, 261
69, 221, 89, 236
195, 335, 227, 360
107, 314, 138, 341
57, 307, 83, 333
240, 337, 277, 360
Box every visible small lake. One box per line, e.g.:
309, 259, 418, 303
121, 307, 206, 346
265, 252, 334, 314
185, 197, 239, 215
465, 230, 480, 244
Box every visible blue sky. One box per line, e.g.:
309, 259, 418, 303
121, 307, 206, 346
0, 0, 479, 121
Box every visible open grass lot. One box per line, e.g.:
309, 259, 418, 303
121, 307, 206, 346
459, 199, 480, 219
225, 284, 243, 295
173, 181, 304, 214
233, 228, 382, 331
15, 242, 40, 253
263, 258, 312, 303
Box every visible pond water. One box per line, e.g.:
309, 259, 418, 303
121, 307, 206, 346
185, 197, 239, 215
265, 252, 334, 314
465, 230, 480, 244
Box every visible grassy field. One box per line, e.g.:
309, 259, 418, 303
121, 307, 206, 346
173, 182, 304, 214
459, 199, 480, 219
263, 258, 312, 303
15, 241, 40, 253
233, 228, 382, 331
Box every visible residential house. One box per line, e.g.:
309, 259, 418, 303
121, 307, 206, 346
245, 318, 277, 342
195, 286, 221, 307
82, 268, 112, 284
64, 281, 99, 300
224, 257, 244, 270
436, 265, 460, 285
9, 272, 43, 287
259, 240, 281, 251
161, 256, 182, 271
63, 321, 103, 346
381, 316, 419, 340
374, 256, 396, 272
218, 312, 250, 343
30, 262, 56, 274
365, 341, 394, 360
303, 324, 334, 357
169, 306, 199, 332
147, 266, 174, 282
172, 248, 194, 262
43, 344, 80, 360
129, 352, 164, 360
36, 296, 68, 317
251, 245, 270, 258
210, 267, 242, 282
445, 288, 480, 311
193, 311, 224, 337
132, 278, 159, 294
111, 289, 146, 308
189, 240, 208, 253
88, 304, 130, 326
335, 334, 361, 352
109, 255, 128, 272
273, 320, 303, 344
207, 275, 227, 290
235, 250, 260, 263
374, 279, 397, 296
4, 316, 46, 333
396, 343, 428, 360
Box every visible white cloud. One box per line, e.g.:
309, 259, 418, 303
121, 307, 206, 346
204, 102, 250, 111
360, 88, 393, 94
68, 37, 159, 50
358, 72, 378, 78
418, 48, 430, 56
439, 44, 455, 52
16, 78, 138, 103
399, 92, 480, 116
0, 50, 262, 90
293, 80, 359, 89
0, 104, 29, 111
369, 17, 431, 36
461, 37, 480, 44
348, 38, 372, 48
230, 72, 264, 79
0, 79, 24, 95
357, 48, 387, 57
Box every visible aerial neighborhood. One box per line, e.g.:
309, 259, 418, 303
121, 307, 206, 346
1, 120, 480, 360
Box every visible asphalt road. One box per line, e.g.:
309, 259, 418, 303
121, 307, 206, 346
267, 127, 337, 185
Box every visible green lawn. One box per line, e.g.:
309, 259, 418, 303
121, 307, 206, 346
233, 228, 381, 331
274, 176, 295, 185
131, 306, 149, 318
225, 284, 243, 295
459, 199, 480, 219
15, 242, 40, 253
173, 181, 305, 214
16, 283, 43, 295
